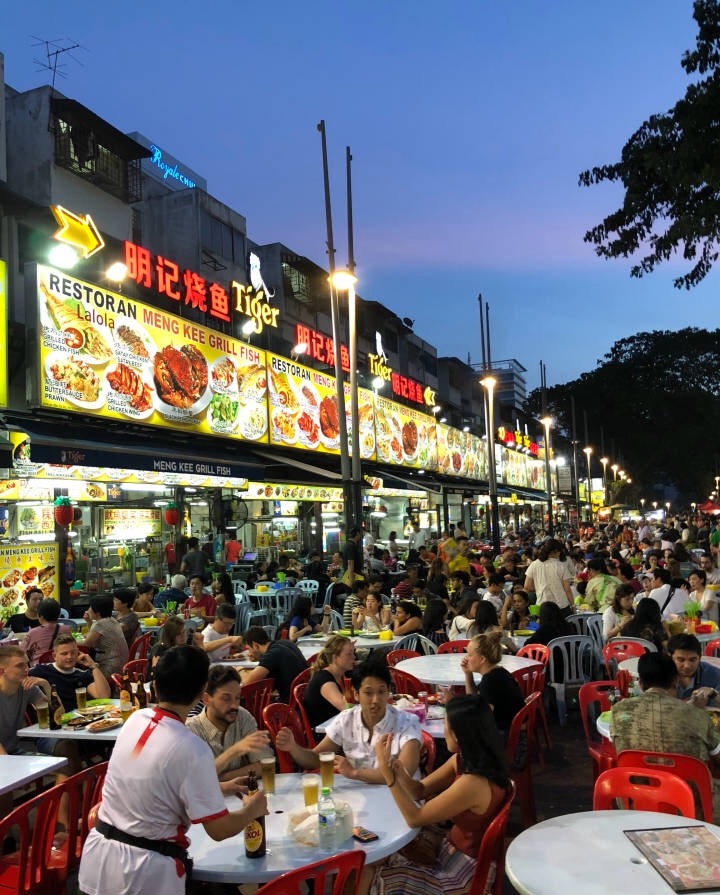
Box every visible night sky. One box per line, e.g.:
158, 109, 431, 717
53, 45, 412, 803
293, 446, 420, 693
3, 1, 714, 389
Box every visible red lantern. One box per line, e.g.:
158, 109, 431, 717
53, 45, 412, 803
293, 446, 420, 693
54, 505, 74, 526
164, 507, 179, 526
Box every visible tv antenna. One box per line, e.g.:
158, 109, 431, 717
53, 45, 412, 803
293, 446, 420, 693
31, 37, 85, 92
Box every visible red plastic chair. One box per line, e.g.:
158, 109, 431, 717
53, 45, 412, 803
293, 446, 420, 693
386, 648, 420, 667
128, 632, 151, 661
510, 663, 551, 760
389, 668, 425, 699
0, 782, 65, 895
516, 643, 550, 666
254, 849, 365, 895
262, 702, 308, 773
616, 750, 714, 822
602, 639, 651, 676
438, 640, 469, 654
704, 637, 720, 658
578, 681, 618, 780
505, 692, 541, 829
593, 766, 697, 817
241, 678, 275, 729
288, 666, 312, 696
469, 781, 516, 895
122, 659, 149, 681
292, 681, 319, 747
55, 761, 108, 881
420, 729, 436, 774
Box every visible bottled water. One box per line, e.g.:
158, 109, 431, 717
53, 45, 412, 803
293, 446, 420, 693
318, 786, 336, 850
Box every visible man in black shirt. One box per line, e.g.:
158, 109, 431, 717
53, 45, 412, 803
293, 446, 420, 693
33, 634, 110, 709
241, 626, 306, 703
342, 527, 365, 585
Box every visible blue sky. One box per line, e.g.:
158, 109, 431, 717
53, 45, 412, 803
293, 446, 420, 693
2, 1, 713, 388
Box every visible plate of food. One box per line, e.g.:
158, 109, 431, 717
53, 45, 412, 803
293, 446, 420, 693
237, 363, 267, 402
318, 395, 340, 448
401, 419, 419, 462
88, 718, 123, 733
297, 411, 321, 448
41, 285, 114, 364
152, 344, 210, 420
237, 404, 267, 441
45, 352, 106, 409
268, 368, 300, 413
113, 320, 155, 367
271, 408, 298, 445
298, 381, 320, 416
357, 631, 380, 639
207, 393, 240, 433
210, 356, 239, 395
105, 362, 154, 419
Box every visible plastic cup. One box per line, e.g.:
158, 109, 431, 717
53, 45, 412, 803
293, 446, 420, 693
75, 687, 87, 710
302, 774, 320, 806
260, 757, 276, 794
319, 752, 335, 789
36, 702, 49, 729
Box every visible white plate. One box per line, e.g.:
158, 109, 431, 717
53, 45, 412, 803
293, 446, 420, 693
297, 380, 320, 415
40, 298, 114, 365
296, 411, 321, 449
152, 346, 210, 420
105, 362, 155, 420
207, 393, 240, 433
271, 408, 298, 445
113, 320, 155, 367
401, 419, 419, 462
237, 404, 268, 441
210, 356, 239, 395
44, 352, 106, 410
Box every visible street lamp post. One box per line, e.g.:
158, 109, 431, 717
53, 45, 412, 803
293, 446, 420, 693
481, 376, 500, 553
583, 446, 593, 523
541, 416, 554, 536
600, 457, 608, 508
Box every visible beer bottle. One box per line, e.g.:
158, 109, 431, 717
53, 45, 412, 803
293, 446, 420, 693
243, 770, 266, 858
148, 679, 157, 705
135, 678, 148, 710
49, 686, 65, 730
119, 674, 133, 721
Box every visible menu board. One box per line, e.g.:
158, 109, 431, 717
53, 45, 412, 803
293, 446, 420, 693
248, 482, 344, 502
374, 395, 437, 469
436, 424, 488, 480
16, 504, 55, 536
101, 508, 161, 538
503, 449, 528, 487
266, 354, 375, 459
0, 543, 57, 611
0, 481, 53, 502
526, 456, 546, 491
35, 265, 269, 444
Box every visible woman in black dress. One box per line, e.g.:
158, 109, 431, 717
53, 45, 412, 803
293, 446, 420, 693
461, 631, 524, 739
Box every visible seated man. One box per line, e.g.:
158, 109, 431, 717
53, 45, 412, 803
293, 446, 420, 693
154, 574, 187, 610
342, 580, 369, 628
200, 603, 243, 661
668, 633, 720, 706
0, 645, 51, 755
611, 651, 720, 821
186, 665, 273, 783
33, 634, 110, 710
241, 626, 306, 703
275, 659, 421, 784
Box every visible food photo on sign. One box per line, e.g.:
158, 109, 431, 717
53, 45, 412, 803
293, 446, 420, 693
35, 265, 270, 444
374, 395, 437, 469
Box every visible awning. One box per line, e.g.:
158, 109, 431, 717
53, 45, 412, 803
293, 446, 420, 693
498, 485, 547, 502
252, 450, 342, 483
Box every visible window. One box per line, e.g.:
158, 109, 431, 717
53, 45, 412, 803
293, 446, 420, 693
201, 215, 240, 263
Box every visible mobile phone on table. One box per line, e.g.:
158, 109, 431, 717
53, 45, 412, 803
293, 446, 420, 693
352, 826, 379, 842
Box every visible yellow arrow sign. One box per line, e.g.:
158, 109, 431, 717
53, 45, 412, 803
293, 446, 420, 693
50, 205, 105, 259
423, 385, 436, 406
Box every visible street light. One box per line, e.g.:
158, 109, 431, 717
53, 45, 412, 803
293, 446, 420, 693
481, 376, 500, 552
541, 416, 554, 536
330, 269, 361, 530
583, 445, 592, 522
640, 498, 646, 511
600, 457, 609, 507
611, 463, 619, 482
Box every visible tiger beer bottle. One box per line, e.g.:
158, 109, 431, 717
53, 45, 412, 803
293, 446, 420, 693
49, 686, 65, 730
244, 770, 266, 858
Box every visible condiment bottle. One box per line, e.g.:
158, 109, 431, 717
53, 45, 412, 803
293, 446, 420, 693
244, 770, 266, 858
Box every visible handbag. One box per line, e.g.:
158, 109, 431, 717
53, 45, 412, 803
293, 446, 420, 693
398, 825, 446, 867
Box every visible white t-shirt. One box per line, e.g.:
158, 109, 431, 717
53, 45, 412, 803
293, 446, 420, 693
324, 704, 421, 771
79, 707, 228, 895
202, 624, 231, 660
525, 557, 572, 608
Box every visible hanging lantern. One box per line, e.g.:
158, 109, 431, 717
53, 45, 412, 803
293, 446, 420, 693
53, 496, 74, 526
164, 502, 179, 526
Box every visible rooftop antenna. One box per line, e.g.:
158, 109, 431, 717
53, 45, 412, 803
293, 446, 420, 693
31, 37, 85, 93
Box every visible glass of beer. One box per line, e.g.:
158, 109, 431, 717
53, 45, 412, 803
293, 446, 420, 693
319, 752, 335, 789
302, 774, 319, 806
75, 687, 87, 711
36, 701, 49, 730
260, 757, 275, 794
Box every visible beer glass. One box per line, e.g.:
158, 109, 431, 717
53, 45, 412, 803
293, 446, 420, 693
319, 752, 334, 789
36, 701, 49, 729
75, 687, 87, 710
302, 774, 319, 806
260, 757, 275, 794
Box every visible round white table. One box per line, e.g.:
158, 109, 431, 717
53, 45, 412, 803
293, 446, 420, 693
188, 772, 417, 884
505, 809, 720, 895
0, 754, 68, 795
297, 633, 401, 660
619, 654, 720, 676
395, 653, 539, 686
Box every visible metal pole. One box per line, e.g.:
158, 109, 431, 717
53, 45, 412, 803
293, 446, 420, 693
571, 396, 580, 530
317, 121, 351, 533
346, 146, 362, 530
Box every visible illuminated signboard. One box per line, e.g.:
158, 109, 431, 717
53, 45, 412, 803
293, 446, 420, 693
294, 323, 350, 373
497, 427, 539, 457
368, 352, 435, 408
374, 394, 438, 470
128, 132, 207, 191
0, 259, 6, 407
35, 265, 269, 446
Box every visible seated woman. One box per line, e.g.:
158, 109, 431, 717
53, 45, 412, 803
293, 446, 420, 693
303, 635, 356, 728
211, 572, 234, 608
602, 583, 635, 640
620, 597, 668, 652
83, 595, 129, 680
447, 592, 478, 641
352, 592, 391, 633
468, 601, 516, 654
286, 594, 330, 642
112, 588, 140, 646
461, 632, 524, 738
148, 616, 188, 677
499, 588, 531, 631
392, 600, 424, 637
23, 597, 71, 665
422, 597, 449, 647
524, 601, 573, 646
132, 582, 158, 618
366, 694, 511, 895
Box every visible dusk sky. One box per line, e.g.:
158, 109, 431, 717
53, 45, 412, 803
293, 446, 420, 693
3, 2, 714, 390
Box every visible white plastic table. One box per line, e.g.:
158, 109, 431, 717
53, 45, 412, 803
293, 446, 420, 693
395, 653, 539, 686
505, 809, 720, 895
0, 754, 68, 795
297, 633, 401, 660
315, 704, 446, 738
188, 772, 417, 884
618, 654, 720, 676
